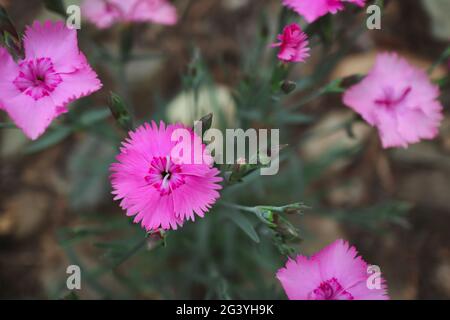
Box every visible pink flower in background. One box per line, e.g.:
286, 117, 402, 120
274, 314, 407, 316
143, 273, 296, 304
272, 23, 310, 63
277, 239, 389, 300
82, 0, 178, 29
0, 21, 102, 140
343, 53, 443, 148
282, 0, 366, 23
110, 121, 222, 231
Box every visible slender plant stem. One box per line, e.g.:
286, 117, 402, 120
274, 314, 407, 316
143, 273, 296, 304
428, 45, 450, 75
111, 237, 149, 270
220, 201, 256, 214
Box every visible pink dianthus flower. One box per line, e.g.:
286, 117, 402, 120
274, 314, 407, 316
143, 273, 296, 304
110, 121, 222, 231
343, 52, 443, 148
277, 239, 389, 300
271, 23, 310, 63
0, 21, 102, 140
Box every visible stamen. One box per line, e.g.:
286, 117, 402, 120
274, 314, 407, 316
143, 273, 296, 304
145, 156, 185, 195
165, 155, 171, 173
161, 173, 170, 190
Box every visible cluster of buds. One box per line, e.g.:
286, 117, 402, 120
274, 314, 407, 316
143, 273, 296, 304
254, 203, 308, 255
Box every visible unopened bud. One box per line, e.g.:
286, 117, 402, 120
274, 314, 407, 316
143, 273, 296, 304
281, 80, 297, 94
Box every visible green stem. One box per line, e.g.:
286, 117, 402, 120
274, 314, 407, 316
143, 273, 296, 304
88, 235, 164, 280
288, 79, 343, 110
220, 201, 273, 226
220, 201, 256, 214
428, 45, 450, 75
115, 25, 135, 116
111, 237, 149, 270
291, 87, 327, 110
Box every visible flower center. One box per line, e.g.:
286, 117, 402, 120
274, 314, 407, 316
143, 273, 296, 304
308, 278, 354, 300
13, 57, 62, 101
374, 86, 411, 109
145, 156, 185, 196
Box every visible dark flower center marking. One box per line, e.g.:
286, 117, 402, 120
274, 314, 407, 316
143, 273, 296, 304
374, 86, 412, 109
145, 156, 185, 195
308, 278, 354, 300
13, 57, 62, 101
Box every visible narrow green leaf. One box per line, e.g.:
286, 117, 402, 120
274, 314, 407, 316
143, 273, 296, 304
227, 211, 260, 243
0, 6, 18, 37
323, 78, 345, 93
77, 108, 111, 127
25, 126, 73, 154
428, 45, 450, 75
120, 25, 134, 62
